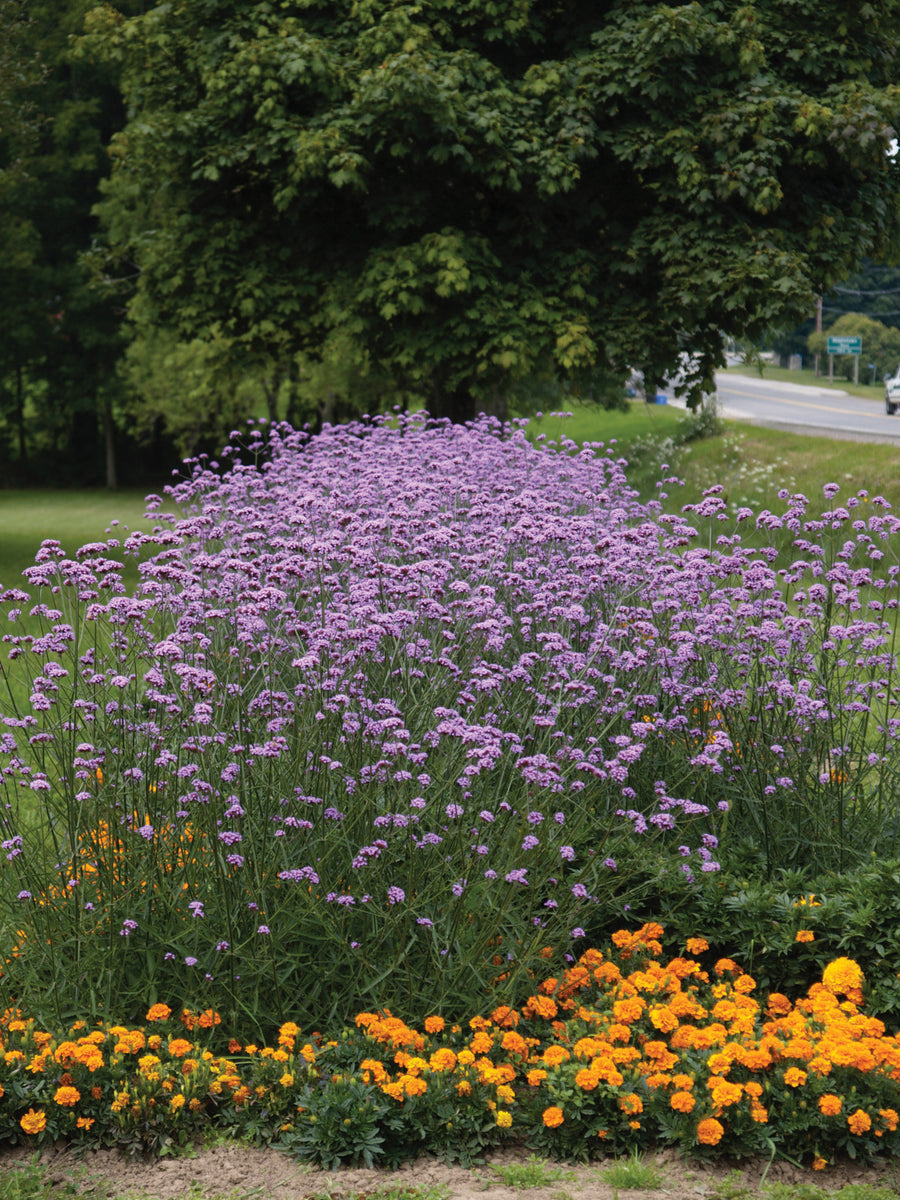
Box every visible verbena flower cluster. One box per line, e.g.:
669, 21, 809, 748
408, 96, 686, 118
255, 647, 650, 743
0, 413, 897, 1034
1, 928, 898, 1171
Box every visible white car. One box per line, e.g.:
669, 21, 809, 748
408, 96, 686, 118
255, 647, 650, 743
885, 366, 900, 415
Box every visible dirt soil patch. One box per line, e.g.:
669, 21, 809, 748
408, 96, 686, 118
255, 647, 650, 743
3, 1143, 899, 1200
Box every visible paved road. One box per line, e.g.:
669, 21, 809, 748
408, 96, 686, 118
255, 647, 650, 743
712, 371, 900, 444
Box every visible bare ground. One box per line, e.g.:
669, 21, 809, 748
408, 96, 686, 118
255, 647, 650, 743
3, 1143, 899, 1200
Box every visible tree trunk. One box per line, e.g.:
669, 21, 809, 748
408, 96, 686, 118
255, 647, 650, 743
102, 394, 117, 490
15, 363, 27, 467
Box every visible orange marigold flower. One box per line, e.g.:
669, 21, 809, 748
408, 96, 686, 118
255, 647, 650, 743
714, 958, 740, 976
501, 1031, 529, 1058
523, 994, 558, 1020
697, 1117, 724, 1145
783, 1068, 807, 1088
881, 1109, 899, 1132
167, 1038, 193, 1058
819, 1094, 842, 1116
847, 1109, 872, 1136
54, 1086, 80, 1107
822, 958, 864, 996
671, 1091, 696, 1113
575, 1068, 599, 1091
542, 1045, 571, 1067
812, 1157, 827, 1171
766, 993, 793, 1016
76, 1117, 94, 1130
20, 1109, 46, 1135
526, 1069, 548, 1086
795, 931, 815, 943
146, 1004, 172, 1022
543, 1106, 564, 1128
424, 1015, 445, 1034
619, 1093, 643, 1115
686, 937, 709, 955
429, 1048, 457, 1073
491, 1006, 519, 1028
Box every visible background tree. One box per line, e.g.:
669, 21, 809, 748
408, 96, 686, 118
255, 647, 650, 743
85, 0, 900, 421
0, 0, 152, 486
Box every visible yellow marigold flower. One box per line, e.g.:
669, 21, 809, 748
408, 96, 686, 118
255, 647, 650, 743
496, 1084, 515, 1104
822, 958, 864, 996
54, 1086, 80, 1107
424, 1015, 445, 1034
818, 1094, 842, 1116
671, 1091, 695, 1113
543, 1106, 564, 1128
795, 931, 815, 943
20, 1109, 47, 1135
783, 1068, 807, 1088
496, 1110, 513, 1128
181, 1058, 198, 1076
300, 1043, 316, 1063
280, 1073, 294, 1089
697, 1117, 724, 1145
169, 1094, 186, 1112
456, 1081, 472, 1096
457, 1049, 475, 1067
847, 1109, 872, 1135
686, 937, 709, 955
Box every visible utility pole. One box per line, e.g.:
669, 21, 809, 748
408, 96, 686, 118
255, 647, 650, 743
814, 294, 823, 377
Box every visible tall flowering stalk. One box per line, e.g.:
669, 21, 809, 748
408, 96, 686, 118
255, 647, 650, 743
0, 414, 896, 1035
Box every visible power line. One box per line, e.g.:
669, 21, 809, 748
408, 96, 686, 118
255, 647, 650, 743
832, 285, 900, 295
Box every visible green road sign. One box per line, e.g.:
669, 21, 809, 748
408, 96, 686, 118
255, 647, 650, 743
827, 335, 862, 355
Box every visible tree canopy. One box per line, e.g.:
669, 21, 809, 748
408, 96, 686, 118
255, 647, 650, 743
81, 0, 900, 417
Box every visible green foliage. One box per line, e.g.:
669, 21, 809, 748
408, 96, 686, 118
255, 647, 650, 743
282, 1076, 391, 1169
83, 0, 900, 419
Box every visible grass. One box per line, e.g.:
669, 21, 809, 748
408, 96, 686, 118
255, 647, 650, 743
0, 489, 158, 591
490, 1155, 576, 1189
600, 1151, 666, 1190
